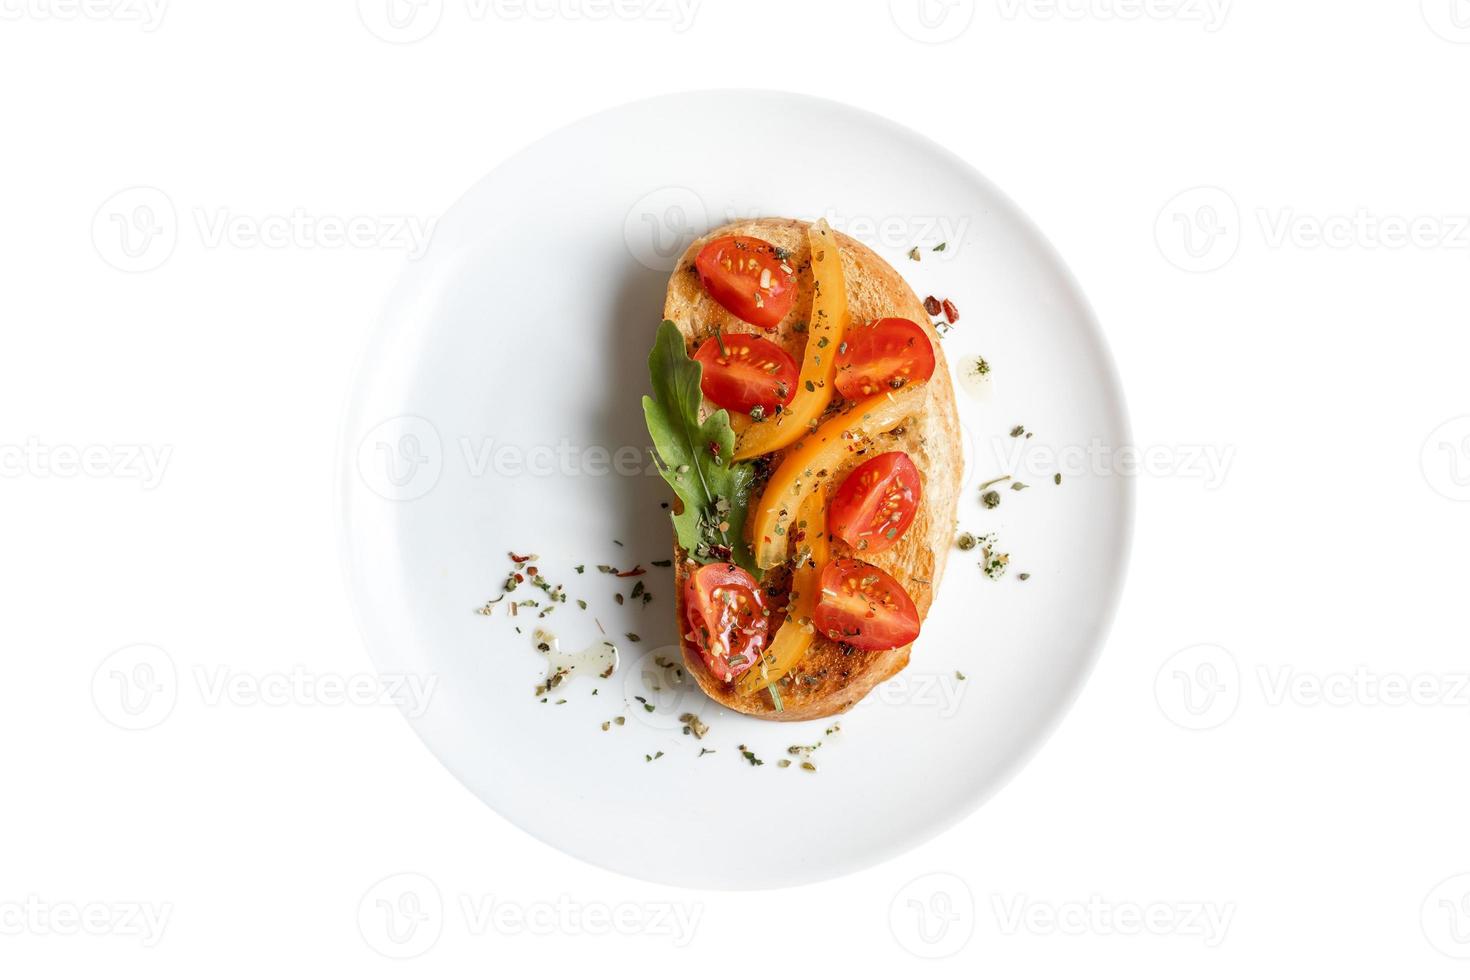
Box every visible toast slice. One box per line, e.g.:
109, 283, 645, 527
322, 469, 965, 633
663, 218, 963, 721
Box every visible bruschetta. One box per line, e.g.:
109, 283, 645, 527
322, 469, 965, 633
642, 217, 962, 722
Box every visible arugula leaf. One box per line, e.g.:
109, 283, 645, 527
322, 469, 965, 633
642, 320, 759, 576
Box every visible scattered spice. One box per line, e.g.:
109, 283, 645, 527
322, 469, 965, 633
1054, 473, 1062, 485
982, 490, 1001, 509
923, 295, 942, 317
786, 741, 824, 772
738, 745, 764, 767
957, 532, 978, 551
1010, 425, 1025, 438
941, 298, 959, 324
933, 242, 948, 253
679, 713, 709, 739
979, 532, 1010, 580
907, 246, 921, 262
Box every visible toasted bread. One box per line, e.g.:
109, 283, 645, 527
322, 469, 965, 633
663, 218, 963, 721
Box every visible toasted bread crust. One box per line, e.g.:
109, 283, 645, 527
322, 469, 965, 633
664, 218, 963, 721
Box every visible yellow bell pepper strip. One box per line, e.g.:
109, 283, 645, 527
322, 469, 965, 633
737, 491, 830, 697
748, 383, 926, 570
733, 220, 850, 460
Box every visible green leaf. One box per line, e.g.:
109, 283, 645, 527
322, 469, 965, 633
642, 320, 759, 576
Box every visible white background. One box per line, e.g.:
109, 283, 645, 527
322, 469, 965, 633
4, 0, 1469, 974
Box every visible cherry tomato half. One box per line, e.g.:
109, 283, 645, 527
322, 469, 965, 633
828, 452, 922, 554
683, 562, 770, 683
833, 317, 936, 400
694, 235, 797, 329
693, 333, 800, 416
812, 558, 920, 652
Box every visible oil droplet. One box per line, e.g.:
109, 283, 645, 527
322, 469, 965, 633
533, 628, 618, 696
957, 355, 993, 404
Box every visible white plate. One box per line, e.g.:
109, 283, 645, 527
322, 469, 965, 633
338, 91, 1132, 889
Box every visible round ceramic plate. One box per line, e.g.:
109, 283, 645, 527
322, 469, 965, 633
338, 91, 1132, 889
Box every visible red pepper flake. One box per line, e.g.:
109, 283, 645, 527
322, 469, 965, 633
615, 565, 647, 578
942, 299, 959, 324
509, 551, 533, 564
923, 296, 942, 317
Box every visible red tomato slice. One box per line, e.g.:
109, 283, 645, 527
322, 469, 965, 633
828, 452, 922, 554
694, 235, 797, 330
683, 562, 771, 683
833, 317, 936, 400
812, 558, 920, 651
693, 333, 799, 416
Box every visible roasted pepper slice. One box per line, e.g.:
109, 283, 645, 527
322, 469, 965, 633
733, 220, 850, 460
748, 383, 926, 570
737, 491, 830, 696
